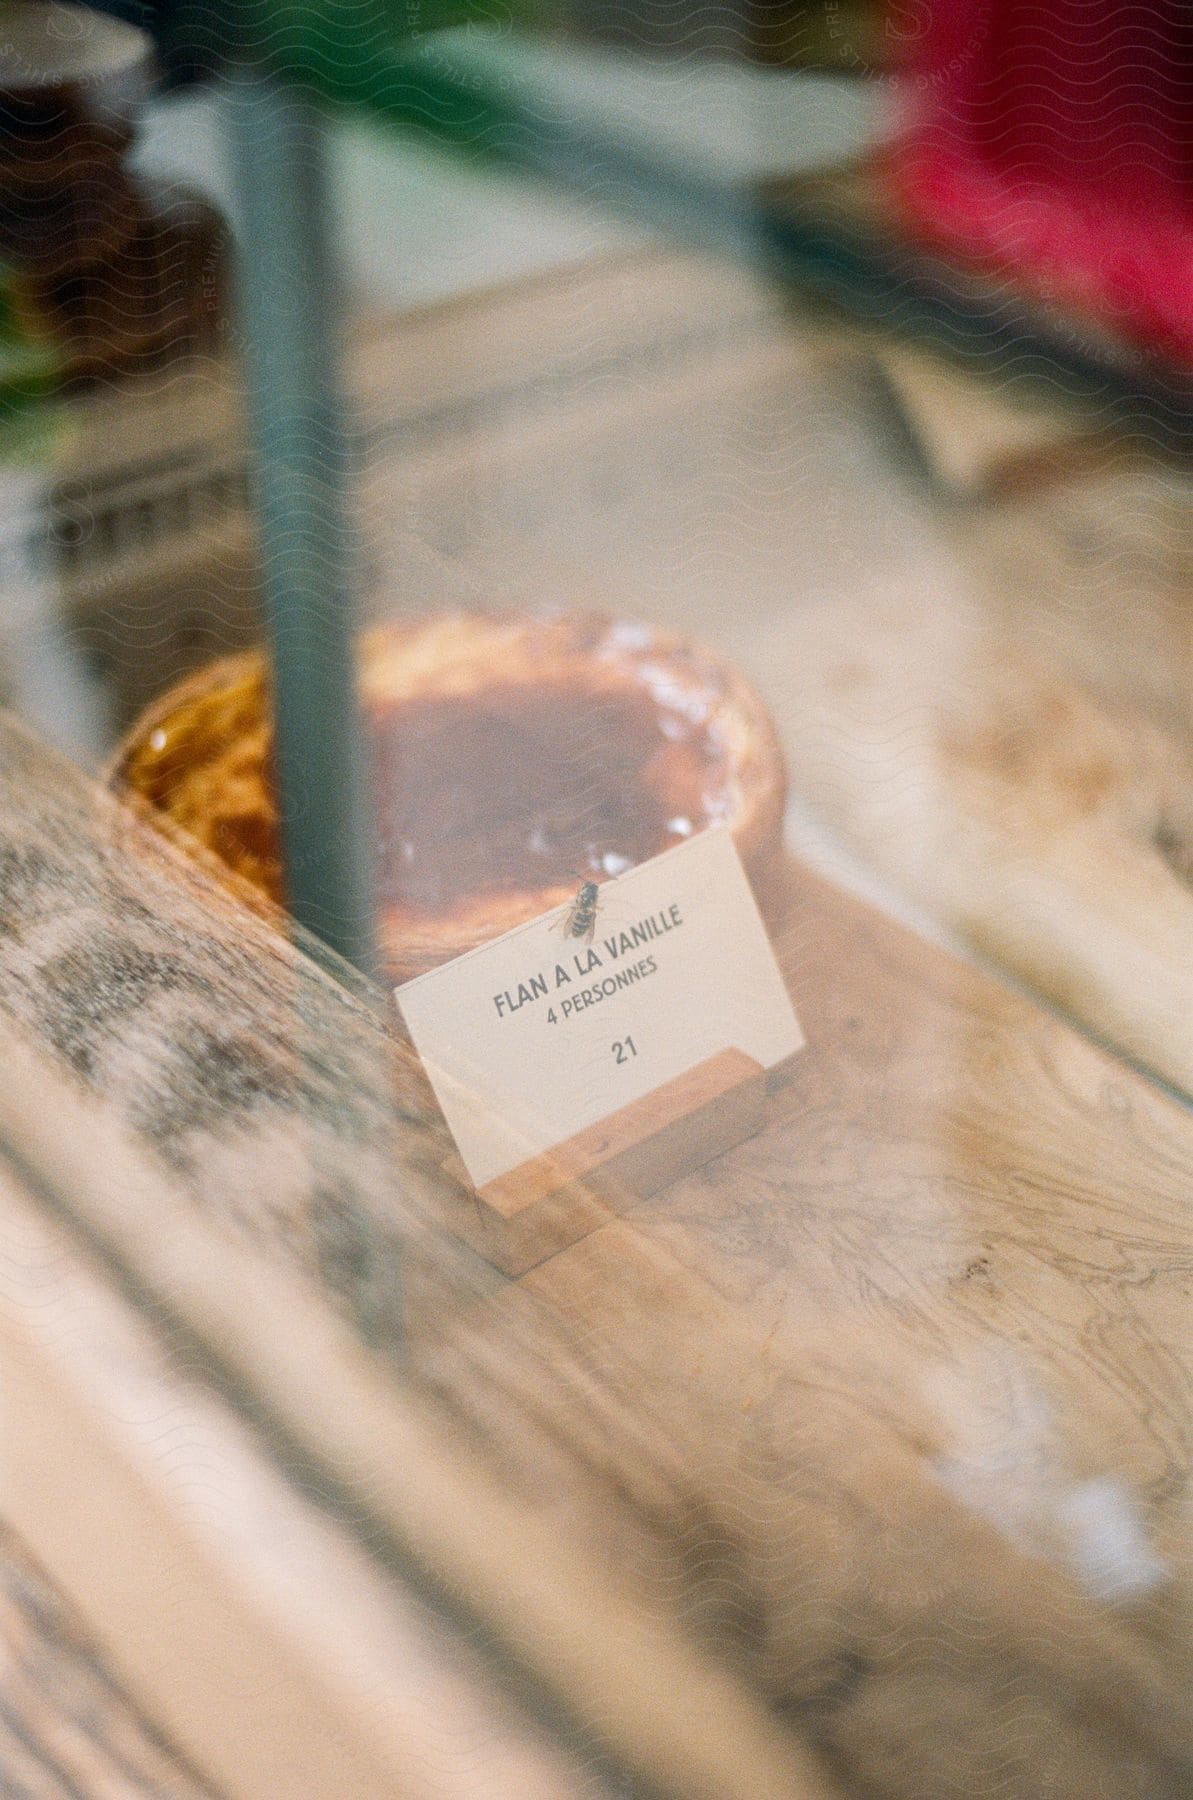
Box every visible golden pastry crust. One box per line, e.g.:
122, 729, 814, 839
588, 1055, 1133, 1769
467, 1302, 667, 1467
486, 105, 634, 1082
111, 611, 788, 984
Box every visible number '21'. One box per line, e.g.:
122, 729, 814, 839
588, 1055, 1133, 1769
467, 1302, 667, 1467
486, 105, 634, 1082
612, 1037, 638, 1065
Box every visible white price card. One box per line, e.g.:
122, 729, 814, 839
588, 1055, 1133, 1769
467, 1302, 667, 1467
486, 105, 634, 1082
395, 826, 804, 1196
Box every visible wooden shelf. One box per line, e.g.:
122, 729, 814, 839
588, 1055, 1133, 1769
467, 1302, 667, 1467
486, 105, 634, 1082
0, 711, 1190, 1796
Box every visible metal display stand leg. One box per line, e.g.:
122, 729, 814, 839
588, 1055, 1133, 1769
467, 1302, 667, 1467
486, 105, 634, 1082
224, 68, 376, 976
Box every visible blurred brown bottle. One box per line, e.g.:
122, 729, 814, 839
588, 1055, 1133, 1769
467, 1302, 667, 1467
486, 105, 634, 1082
0, 0, 229, 386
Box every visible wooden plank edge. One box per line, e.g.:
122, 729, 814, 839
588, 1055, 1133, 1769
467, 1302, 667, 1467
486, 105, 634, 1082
0, 1159, 604, 1800
0, 1015, 845, 1800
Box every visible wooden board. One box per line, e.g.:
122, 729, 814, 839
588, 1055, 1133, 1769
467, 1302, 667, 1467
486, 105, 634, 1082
0, 1151, 640, 1800
441, 1046, 773, 1276
0, 712, 837, 1800
0, 1525, 213, 1798
0, 714, 1191, 1797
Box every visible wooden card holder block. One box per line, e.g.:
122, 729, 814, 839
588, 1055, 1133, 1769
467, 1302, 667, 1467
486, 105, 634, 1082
439, 1045, 780, 1277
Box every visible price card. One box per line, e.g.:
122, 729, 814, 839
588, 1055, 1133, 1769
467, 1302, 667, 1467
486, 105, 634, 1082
396, 827, 803, 1199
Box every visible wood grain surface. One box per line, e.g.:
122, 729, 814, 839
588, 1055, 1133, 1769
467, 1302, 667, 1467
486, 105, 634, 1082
757, 583, 1193, 1109
0, 713, 836, 1800
0, 711, 1191, 1796
0, 1141, 664, 1800
0, 1526, 214, 1799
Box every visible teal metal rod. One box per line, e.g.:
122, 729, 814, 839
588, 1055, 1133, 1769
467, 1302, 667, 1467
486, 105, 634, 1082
225, 67, 377, 976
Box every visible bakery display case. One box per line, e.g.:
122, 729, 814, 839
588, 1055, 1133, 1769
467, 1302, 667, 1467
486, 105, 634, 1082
1, 3, 1193, 1796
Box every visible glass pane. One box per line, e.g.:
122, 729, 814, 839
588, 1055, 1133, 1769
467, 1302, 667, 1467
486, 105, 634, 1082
2, 6, 1192, 1795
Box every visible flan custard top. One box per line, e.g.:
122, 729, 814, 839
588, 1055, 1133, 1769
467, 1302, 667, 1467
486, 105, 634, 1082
119, 636, 735, 932
370, 681, 729, 916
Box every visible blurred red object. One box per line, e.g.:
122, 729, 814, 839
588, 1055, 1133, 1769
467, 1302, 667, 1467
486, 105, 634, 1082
889, 0, 1193, 364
